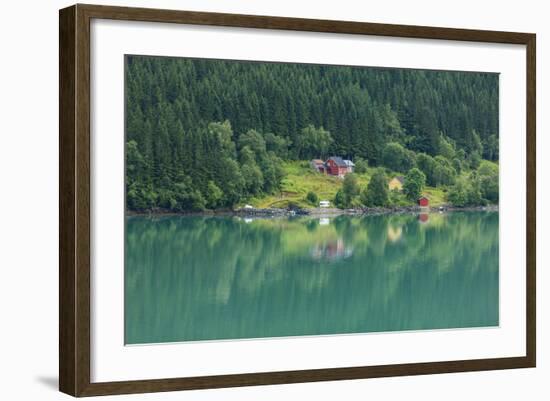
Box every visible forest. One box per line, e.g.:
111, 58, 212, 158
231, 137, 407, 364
125, 55, 499, 211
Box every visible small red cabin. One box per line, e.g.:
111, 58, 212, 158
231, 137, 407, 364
418, 196, 429, 207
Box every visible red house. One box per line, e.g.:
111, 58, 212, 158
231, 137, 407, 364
325, 157, 349, 176
418, 196, 429, 207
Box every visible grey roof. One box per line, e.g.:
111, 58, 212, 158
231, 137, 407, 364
328, 156, 347, 167
343, 160, 355, 167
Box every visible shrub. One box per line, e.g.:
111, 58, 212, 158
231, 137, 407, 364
334, 190, 347, 209
306, 191, 319, 205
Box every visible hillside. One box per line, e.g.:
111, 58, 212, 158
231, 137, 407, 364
244, 161, 448, 209
125, 56, 499, 212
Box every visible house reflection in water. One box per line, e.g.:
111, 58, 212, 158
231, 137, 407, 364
387, 225, 403, 243
418, 213, 429, 223
310, 238, 353, 262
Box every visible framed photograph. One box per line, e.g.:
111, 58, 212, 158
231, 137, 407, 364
59, 4, 536, 397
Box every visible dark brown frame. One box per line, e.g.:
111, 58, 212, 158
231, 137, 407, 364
59, 3, 536, 397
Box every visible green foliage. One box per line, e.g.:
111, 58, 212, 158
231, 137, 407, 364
483, 134, 499, 161
217, 158, 245, 205
127, 184, 156, 211
261, 153, 285, 194
438, 135, 456, 160
354, 157, 369, 174
447, 179, 468, 207
403, 168, 426, 201
208, 121, 236, 157
466, 174, 484, 206
471, 130, 484, 155
477, 161, 499, 203
477, 159, 499, 176
448, 173, 486, 207
238, 129, 266, 154
452, 158, 463, 174
333, 190, 347, 209
124, 116, 286, 211
205, 181, 223, 209
333, 175, 360, 209
241, 161, 264, 195
362, 169, 389, 207
265, 132, 291, 158
306, 191, 319, 205
417, 152, 457, 187
126, 140, 147, 182
295, 125, 333, 159
388, 188, 409, 206
381, 142, 416, 173
468, 151, 482, 170
379, 103, 405, 140
127, 55, 498, 165
125, 56, 499, 211
416, 153, 436, 186
342, 173, 360, 200
432, 156, 456, 186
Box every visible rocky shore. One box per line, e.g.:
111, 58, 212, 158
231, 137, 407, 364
128, 204, 498, 218
232, 204, 498, 218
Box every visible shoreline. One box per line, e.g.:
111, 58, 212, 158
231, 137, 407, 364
126, 205, 498, 218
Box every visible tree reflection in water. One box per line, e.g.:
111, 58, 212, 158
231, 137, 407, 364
125, 212, 499, 344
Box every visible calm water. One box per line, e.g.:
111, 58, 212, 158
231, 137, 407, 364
125, 212, 499, 344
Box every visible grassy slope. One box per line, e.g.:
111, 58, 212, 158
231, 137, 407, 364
247, 161, 346, 208
244, 161, 448, 209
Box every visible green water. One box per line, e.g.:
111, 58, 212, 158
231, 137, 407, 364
125, 212, 499, 344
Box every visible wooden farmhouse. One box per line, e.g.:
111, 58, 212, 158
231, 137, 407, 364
311, 157, 354, 177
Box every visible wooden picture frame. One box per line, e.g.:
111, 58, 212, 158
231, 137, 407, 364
59, 3, 536, 397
